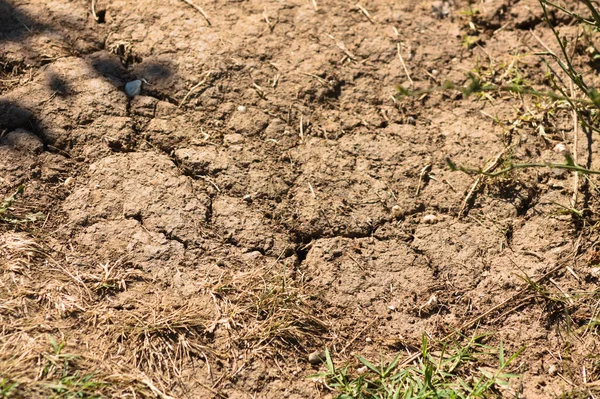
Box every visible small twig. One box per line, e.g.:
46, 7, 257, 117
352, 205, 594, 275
397, 43, 413, 88
340, 318, 379, 353
415, 164, 432, 197
459, 150, 505, 216
179, 74, 210, 109
301, 72, 327, 85
252, 82, 266, 99
446, 156, 600, 177
570, 79, 579, 208
328, 35, 357, 60
356, 4, 374, 24
263, 7, 276, 32
178, 0, 211, 26
141, 378, 176, 399
311, 0, 318, 10
198, 175, 221, 192
308, 182, 316, 199
549, 278, 574, 305
91, 0, 99, 21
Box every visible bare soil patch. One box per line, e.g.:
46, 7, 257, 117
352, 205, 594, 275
2, 0, 600, 398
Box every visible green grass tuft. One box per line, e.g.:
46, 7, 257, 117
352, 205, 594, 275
312, 333, 524, 399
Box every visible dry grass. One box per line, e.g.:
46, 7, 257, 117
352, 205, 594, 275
0, 228, 329, 398
211, 266, 328, 357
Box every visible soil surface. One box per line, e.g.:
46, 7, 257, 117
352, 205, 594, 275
2, 0, 600, 398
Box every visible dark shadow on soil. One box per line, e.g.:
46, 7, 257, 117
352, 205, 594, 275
0, 0, 178, 150
0, 0, 47, 45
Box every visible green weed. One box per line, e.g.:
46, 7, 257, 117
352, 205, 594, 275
312, 333, 524, 399
0, 379, 19, 398
0, 185, 43, 224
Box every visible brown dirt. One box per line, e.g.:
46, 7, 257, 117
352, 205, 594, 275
2, 0, 600, 398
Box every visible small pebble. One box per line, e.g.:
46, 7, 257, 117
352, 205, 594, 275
553, 143, 567, 156
63, 177, 74, 187
423, 214, 437, 224
237, 105, 247, 113
308, 350, 326, 365
548, 364, 557, 375
242, 251, 262, 261
125, 80, 142, 97
357, 366, 368, 375
391, 205, 402, 219
365, 337, 372, 343
242, 194, 253, 203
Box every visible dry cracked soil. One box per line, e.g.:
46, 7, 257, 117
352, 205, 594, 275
3, 0, 600, 398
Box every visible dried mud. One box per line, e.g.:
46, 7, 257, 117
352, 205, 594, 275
2, 0, 600, 398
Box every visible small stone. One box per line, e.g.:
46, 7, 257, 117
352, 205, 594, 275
237, 105, 247, 113
548, 364, 557, 375
365, 337, 372, 343
423, 214, 437, 224
125, 80, 142, 97
553, 143, 567, 156
243, 194, 253, 203
308, 350, 326, 365
63, 177, 74, 187
391, 205, 402, 219
357, 366, 368, 375
242, 251, 262, 261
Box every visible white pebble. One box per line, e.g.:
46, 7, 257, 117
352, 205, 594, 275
308, 350, 326, 365
63, 177, 74, 187
242, 251, 262, 261
237, 105, 247, 113
553, 143, 567, 155
423, 214, 437, 224
125, 80, 142, 97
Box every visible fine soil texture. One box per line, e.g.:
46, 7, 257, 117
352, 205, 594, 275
2, 0, 600, 398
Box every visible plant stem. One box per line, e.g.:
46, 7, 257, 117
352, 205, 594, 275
447, 157, 600, 177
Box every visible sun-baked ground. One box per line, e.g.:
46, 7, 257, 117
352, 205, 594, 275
2, 0, 600, 398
